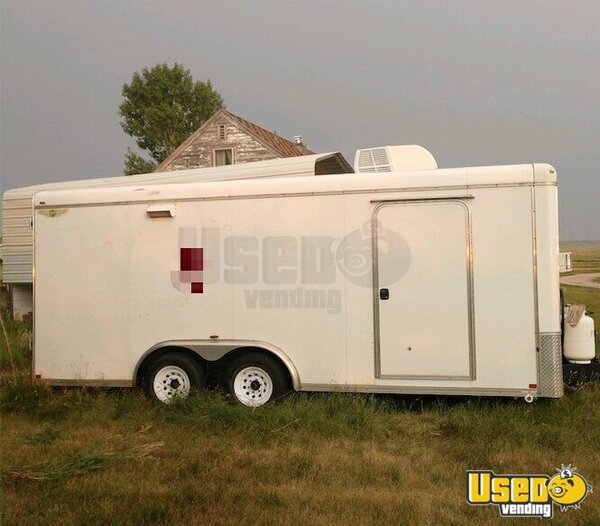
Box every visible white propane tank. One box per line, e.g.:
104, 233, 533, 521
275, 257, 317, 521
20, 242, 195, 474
563, 309, 596, 364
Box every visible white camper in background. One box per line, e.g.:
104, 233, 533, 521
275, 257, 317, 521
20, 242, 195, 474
559, 252, 572, 273
3, 147, 596, 406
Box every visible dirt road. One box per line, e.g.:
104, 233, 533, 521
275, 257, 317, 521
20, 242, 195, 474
560, 272, 600, 289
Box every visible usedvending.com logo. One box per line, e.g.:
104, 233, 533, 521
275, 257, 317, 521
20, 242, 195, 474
467, 465, 592, 518
169, 223, 411, 314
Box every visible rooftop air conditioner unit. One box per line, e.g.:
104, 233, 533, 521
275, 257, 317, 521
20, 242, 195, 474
354, 145, 437, 173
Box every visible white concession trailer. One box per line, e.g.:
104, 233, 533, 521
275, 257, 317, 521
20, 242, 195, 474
2, 147, 596, 406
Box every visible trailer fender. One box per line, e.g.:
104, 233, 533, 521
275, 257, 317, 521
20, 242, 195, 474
135, 339, 301, 390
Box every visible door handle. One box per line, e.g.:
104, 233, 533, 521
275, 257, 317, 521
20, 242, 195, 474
379, 288, 389, 300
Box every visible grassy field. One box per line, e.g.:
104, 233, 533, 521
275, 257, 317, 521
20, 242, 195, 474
560, 241, 600, 276
1, 249, 599, 525
1, 381, 599, 525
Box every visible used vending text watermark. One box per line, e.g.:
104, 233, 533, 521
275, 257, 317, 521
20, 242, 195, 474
170, 223, 410, 314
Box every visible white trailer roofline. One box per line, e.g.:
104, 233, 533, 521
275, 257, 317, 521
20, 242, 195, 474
5, 152, 351, 198
33, 163, 556, 209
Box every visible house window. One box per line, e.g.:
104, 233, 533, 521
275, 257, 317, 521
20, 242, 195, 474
214, 148, 233, 166
218, 124, 226, 140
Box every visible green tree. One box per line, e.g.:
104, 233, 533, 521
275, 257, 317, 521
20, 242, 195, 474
119, 63, 224, 175
123, 148, 157, 175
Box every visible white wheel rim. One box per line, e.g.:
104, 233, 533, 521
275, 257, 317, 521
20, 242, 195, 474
153, 365, 191, 403
233, 366, 274, 407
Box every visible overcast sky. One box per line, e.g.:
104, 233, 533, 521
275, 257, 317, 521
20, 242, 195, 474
1, 0, 598, 239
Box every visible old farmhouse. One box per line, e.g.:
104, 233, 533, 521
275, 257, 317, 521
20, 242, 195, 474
155, 109, 313, 172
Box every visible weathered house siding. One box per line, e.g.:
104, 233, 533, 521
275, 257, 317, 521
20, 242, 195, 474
162, 118, 279, 171
155, 109, 313, 172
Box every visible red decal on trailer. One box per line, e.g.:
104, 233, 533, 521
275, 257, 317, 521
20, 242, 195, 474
180, 248, 203, 271
171, 244, 204, 294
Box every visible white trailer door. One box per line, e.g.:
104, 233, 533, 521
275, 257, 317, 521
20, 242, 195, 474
375, 200, 474, 379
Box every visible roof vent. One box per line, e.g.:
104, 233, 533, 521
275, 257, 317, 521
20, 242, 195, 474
354, 145, 437, 173
293, 135, 303, 145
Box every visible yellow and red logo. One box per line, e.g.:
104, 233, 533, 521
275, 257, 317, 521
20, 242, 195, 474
467, 465, 592, 518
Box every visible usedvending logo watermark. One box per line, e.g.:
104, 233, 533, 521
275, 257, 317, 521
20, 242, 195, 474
466, 465, 592, 518
170, 224, 411, 313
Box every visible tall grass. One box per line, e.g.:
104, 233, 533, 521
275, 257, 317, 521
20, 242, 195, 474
0, 285, 32, 373
3, 383, 598, 525
7, 442, 163, 481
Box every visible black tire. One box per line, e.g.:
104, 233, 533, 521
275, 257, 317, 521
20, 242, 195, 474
226, 352, 289, 407
144, 351, 206, 403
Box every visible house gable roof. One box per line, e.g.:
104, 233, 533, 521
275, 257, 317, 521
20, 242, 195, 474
155, 108, 313, 171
